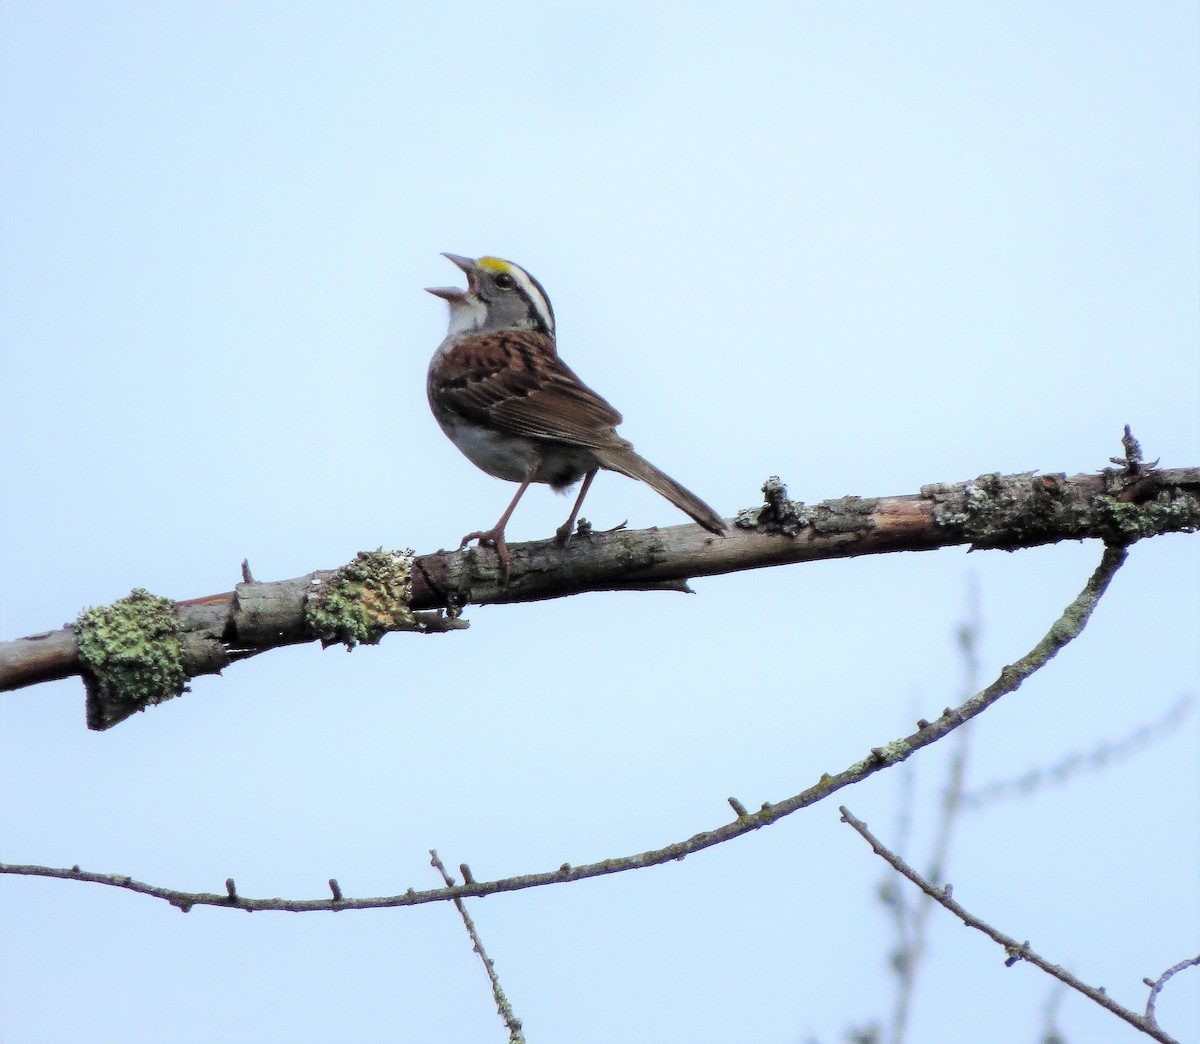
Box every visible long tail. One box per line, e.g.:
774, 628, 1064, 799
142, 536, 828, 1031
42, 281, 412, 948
595, 447, 727, 535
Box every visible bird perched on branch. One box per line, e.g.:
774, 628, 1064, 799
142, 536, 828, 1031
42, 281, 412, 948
426, 254, 726, 574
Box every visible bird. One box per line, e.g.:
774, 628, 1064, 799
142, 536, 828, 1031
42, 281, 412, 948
425, 253, 726, 575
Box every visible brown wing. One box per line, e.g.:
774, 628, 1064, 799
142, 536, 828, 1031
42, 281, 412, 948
430, 329, 625, 449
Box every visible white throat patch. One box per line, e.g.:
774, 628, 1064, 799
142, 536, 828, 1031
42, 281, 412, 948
444, 296, 489, 336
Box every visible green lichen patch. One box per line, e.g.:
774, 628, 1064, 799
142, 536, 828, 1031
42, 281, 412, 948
930, 472, 1096, 547
305, 549, 415, 649
74, 588, 186, 729
928, 470, 1200, 549
874, 739, 912, 764
1092, 488, 1200, 544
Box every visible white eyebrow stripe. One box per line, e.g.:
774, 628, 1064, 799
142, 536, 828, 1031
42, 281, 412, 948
509, 265, 554, 335
476, 255, 556, 335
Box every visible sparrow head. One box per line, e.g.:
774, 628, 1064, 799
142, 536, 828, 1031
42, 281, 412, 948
426, 254, 556, 338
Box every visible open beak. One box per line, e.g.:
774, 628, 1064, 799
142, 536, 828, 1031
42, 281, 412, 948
425, 253, 477, 300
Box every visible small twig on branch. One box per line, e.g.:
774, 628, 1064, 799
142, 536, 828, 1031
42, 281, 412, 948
0, 546, 1128, 912
1111, 423, 1157, 475
839, 806, 1182, 1044
1144, 954, 1200, 1030
430, 850, 525, 1044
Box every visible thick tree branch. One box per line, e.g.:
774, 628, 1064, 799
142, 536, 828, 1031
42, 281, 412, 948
0, 544, 1127, 910
2, 452, 1196, 728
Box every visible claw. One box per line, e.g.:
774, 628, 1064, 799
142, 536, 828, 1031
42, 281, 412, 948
460, 528, 512, 582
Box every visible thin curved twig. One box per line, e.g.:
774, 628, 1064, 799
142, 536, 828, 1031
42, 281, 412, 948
1145, 954, 1200, 1030
0, 545, 1129, 912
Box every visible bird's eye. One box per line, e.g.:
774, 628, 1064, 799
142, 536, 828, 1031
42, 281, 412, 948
493, 273, 516, 290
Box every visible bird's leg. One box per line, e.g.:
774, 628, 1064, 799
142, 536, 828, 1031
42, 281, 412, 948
460, 477, 533, 579
555, 469, 598, 546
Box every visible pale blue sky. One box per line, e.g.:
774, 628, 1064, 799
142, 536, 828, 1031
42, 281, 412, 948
2, 4, 1198, 1042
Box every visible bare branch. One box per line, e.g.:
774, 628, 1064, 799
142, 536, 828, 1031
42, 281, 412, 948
0, 545, 1127, 911
430, 851, 526, 1044
1145, 954, 1200, 1030
962, 693, 1197, 809
839, 806, 1181, 1044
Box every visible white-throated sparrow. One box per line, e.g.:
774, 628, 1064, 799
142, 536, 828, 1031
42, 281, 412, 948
426, 254, 726, 573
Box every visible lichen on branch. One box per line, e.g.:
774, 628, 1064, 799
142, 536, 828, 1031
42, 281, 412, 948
304, 548, 417, 649
74, 589, 187, 730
